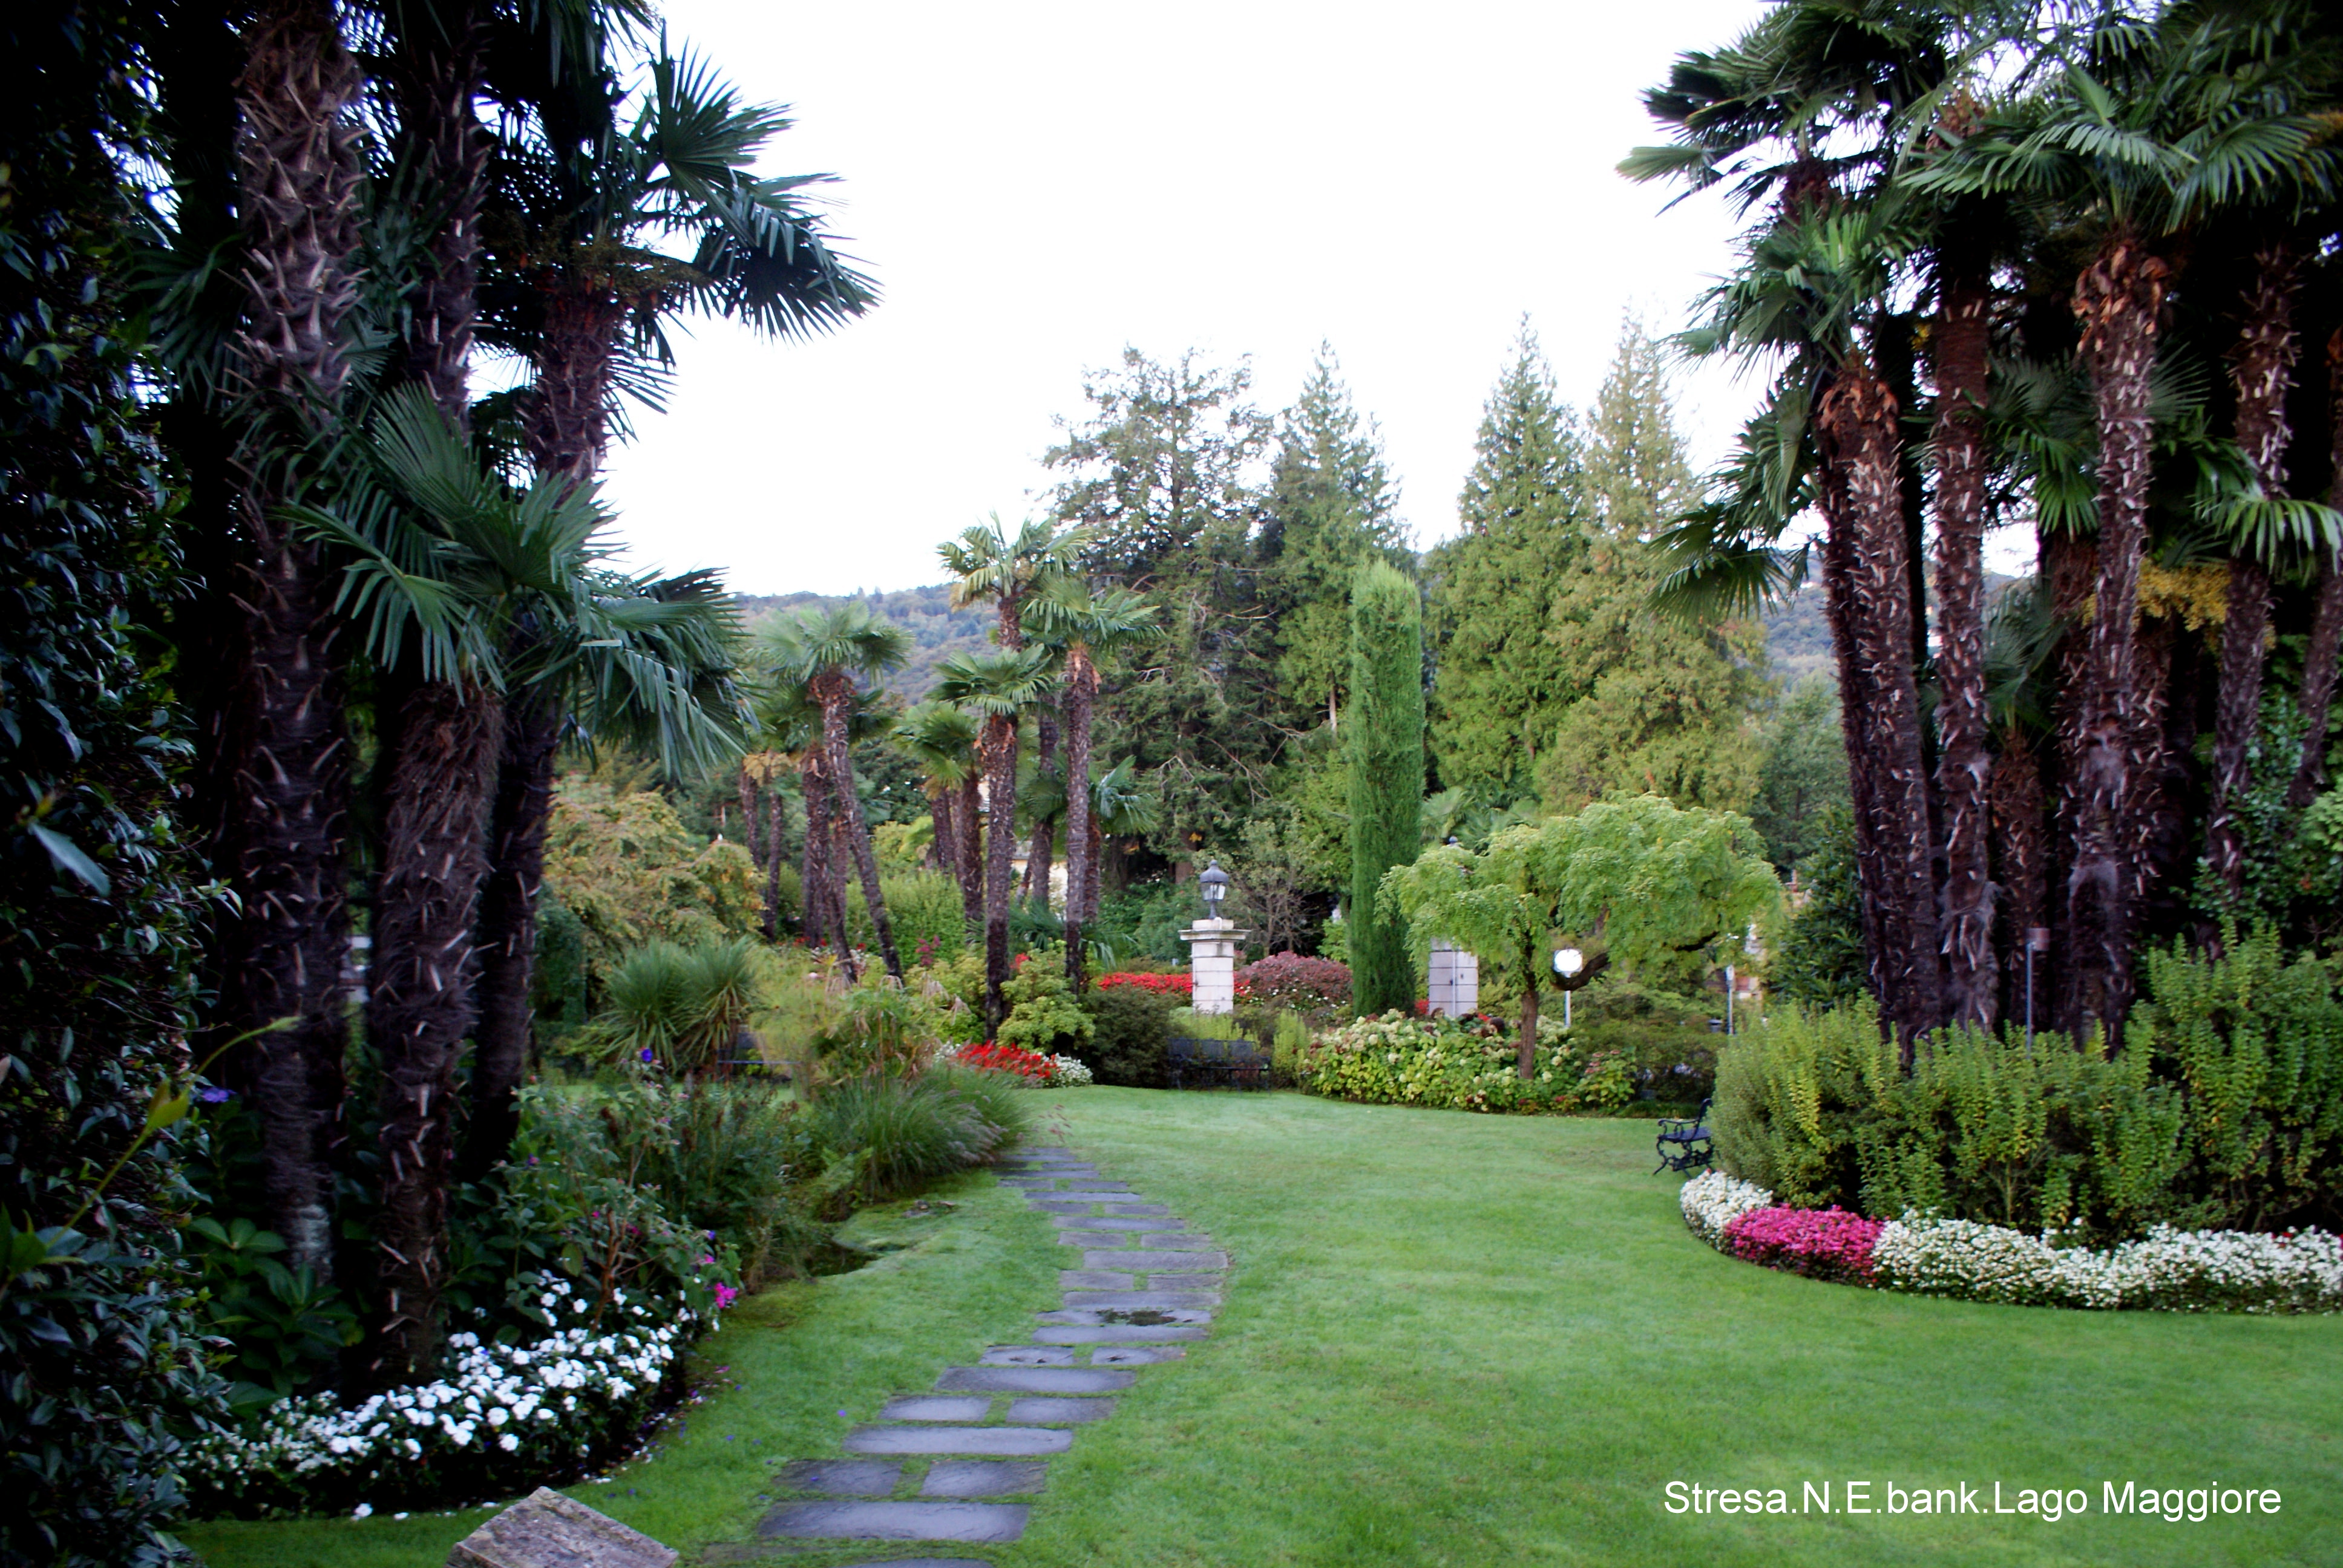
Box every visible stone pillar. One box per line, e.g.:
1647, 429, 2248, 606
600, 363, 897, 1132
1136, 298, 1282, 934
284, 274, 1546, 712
1179, 916, 1250, 1014
1427, 939, 1479, 1018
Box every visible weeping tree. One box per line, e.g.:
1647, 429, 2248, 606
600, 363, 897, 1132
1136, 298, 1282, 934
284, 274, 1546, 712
1347, 560, 1424, 1017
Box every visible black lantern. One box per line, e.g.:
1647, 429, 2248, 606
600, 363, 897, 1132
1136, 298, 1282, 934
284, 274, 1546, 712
1198, 858, 1230, 917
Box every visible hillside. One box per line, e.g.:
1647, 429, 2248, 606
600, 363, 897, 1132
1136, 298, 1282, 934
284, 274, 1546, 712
736, 584, 994, 701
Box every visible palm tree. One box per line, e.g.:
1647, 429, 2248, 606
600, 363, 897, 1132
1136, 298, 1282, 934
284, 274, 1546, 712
932, 645, 1053, 1031
203, 0, 370, 1282
1022, 579, 1159, 986
767, 603, 911, 979
1083, 758, 1159, 929
895, 701, 983, 927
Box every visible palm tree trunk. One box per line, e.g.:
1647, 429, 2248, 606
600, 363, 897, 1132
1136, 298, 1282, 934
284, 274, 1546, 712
765, 786, 785, 941
1816, 359, 1943, 1049
1026, 706, 1058, 906
955, 771, 984, 935
523, 279, 623, 489
1931, 245, 1997, 1026
2065, 229, 2170, 1047
370, 679, 501, 1379
2287, 327, 2343, 811
214, 0, 366, 1281
2206, 243, 2301, 903
1990, 724, 2048, 1033
462, 687, 561, 1182
1816, 503, 1899, 1013
817, 673, 902, 979
390, 0, 483, 428
926, 782, 959, 878
1062, 653, 1096, 988
981, 714, 1018, 1035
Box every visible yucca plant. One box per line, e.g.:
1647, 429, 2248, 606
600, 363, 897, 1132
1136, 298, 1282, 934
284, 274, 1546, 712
583, 938, 769, 1074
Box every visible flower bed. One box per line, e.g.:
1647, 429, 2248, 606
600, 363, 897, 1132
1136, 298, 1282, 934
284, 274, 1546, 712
938, 1042, 1091, 1086
1233, 953, 1350, 1015
1096, 971, 1191, 997
1293, 1011, 1633, 1116
1678, 1171, 2343, 1313
186, 1278, 700, 1517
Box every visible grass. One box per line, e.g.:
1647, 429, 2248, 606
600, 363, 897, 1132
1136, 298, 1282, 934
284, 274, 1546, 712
186, 1089, 2341, 1567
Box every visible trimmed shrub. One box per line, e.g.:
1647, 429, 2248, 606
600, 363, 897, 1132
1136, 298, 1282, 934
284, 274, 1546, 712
1080, 985, 1174, 1087
1235, 953, 1351, 1020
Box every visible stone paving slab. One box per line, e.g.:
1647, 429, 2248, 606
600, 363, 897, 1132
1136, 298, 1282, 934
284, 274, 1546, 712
1084, 1250, 1229, 1270
1026, 1199, 1097, 1215
1050, 1187, 1138, 1199
1089, 1345, 1184, 1365
776, 1459, 902, 1496
934, 1365, 1135, 1394
1095, 1203, 1173, 1217
980, 1345, 1075, 1366
1057, 1270, 1135, 1289
1050, 1216, 1167, 1232
920, 1460, 1049, 1498
1031, 1323, 1209, 1344
1059, 1290, 1222, 1310
758, 1500, 1028, 1543
1137, 1231, 1214, 1248
1006, 1396, 1116, 1424
1145, 1272, 1227, 1290
881, 1395, 993, 1422
1037, 1306, 1213, 1327
844, 1426, 1072, 1457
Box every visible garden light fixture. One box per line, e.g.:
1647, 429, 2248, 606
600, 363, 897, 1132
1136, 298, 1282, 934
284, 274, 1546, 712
1554, 947, 1583, 1030
1199, 858, 1230, 917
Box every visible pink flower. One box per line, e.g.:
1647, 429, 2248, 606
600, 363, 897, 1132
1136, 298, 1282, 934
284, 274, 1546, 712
1721, 1204, 1884, 1284
712, 1283, 739, 1311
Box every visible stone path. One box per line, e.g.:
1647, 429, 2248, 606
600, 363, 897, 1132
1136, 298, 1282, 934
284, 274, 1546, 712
756, 1147, 1223, 1566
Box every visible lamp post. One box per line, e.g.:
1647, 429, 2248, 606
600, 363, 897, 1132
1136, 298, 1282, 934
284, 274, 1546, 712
1181, 860, 1246, 1015
1553, 947, 1583, 1031
2025, 926, 2050, 1052
1198, 858, 1229, 918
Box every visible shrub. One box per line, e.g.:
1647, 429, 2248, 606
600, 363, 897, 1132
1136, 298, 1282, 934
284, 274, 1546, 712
580, 938, 769, 1074
1709, 1000, 1896, 1208
1294, 1011, 1628, 1115
845, 869, 966, 963
1079, 984, 1174, 1087
995, 952, 1095, 1056
1234, 953, 1351, 1019
806, 1065, 1029, 1207
541, 780, 761, 998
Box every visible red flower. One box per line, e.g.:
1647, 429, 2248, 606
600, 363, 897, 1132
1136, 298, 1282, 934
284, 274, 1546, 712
955, 1042, 1053, 1079
1097, 972, 1192, 996
1720, 1205, 1884, 1284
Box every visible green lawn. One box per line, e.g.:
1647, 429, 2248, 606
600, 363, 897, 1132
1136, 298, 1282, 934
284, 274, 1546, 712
187, 1088, 2340, 1567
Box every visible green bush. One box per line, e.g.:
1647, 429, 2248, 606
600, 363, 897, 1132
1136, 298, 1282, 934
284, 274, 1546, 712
995, 952, 1095, 1055
1296, 1011, 1630, 1115
806, 1066, 1030, 1207
1715, 932, 2343, 1240
845, 869, 967, 965
580, 938, 769, 1073
1768, 805, 1870, 1009
1568, 978, 1720, 1105
1079, 985, 1174, 1086
2134, 927, 2343, 1232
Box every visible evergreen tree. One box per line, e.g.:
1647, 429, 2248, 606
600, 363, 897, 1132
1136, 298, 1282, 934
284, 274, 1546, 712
1260, 344, 1410, 729
1348, 561, 1425, 1016
1539, 324, 1770, 812
1426, 325, 1592, 799
1046, 348, 1281, 861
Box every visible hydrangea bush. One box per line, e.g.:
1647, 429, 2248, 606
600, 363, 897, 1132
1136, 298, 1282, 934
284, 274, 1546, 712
1678, 1171, 2343, 1313
184, 1278, 703, 1516
1293, 1011, 1633, 1115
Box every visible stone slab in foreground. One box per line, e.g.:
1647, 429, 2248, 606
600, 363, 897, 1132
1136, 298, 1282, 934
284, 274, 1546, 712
448, 1488, 677, 1568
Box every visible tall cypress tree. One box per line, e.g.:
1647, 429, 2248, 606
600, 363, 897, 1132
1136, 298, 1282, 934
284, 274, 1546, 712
1348, 561, 1424, 1016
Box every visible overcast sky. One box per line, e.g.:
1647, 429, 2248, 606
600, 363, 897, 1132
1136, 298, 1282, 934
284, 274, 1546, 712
597, 0, 1782, 597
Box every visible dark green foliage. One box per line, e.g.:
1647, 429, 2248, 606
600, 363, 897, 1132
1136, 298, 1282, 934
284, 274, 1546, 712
1748, 675, 1850, 872
1768, 806, 1870, 1008
1090, 883, 1196, 967
531, 891, 590, 1039
1348, 562, 1425, 1017
2187, 698, 2343, 952
1719, 930, 2343, 1238
2134, 929, 2343, 1232
0, 11, 229, 1562
1566, 979, 1719, 1106
1078, 985, 1175, 1086
806, 1067, 1031, 1207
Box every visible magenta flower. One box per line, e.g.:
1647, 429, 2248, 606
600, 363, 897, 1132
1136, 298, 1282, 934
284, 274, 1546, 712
1721, 1204, 1884, 1284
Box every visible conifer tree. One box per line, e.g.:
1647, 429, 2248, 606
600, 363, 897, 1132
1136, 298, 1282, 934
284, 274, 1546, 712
1426, 325, 1592, 799
1260, 344, 1410, 730
1348, 561, 1425, 1016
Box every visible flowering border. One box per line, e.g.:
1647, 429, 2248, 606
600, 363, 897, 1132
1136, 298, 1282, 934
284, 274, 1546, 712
936, 1042, 1092, 1086
1678, 1171, 2343, 1315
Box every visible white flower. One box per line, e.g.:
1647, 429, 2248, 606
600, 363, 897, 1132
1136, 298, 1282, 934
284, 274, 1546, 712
499, 1433, 520, 1453
487, 1407, 508, 1427
352, 1504, 373, 1519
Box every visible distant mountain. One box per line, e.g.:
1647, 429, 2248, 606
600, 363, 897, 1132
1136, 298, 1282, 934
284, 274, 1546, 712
1761, 584, 1835, 686
736, 584, 994, 701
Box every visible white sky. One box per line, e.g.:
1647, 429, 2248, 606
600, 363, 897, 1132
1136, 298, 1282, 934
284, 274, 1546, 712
599, 0, 1793, 597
